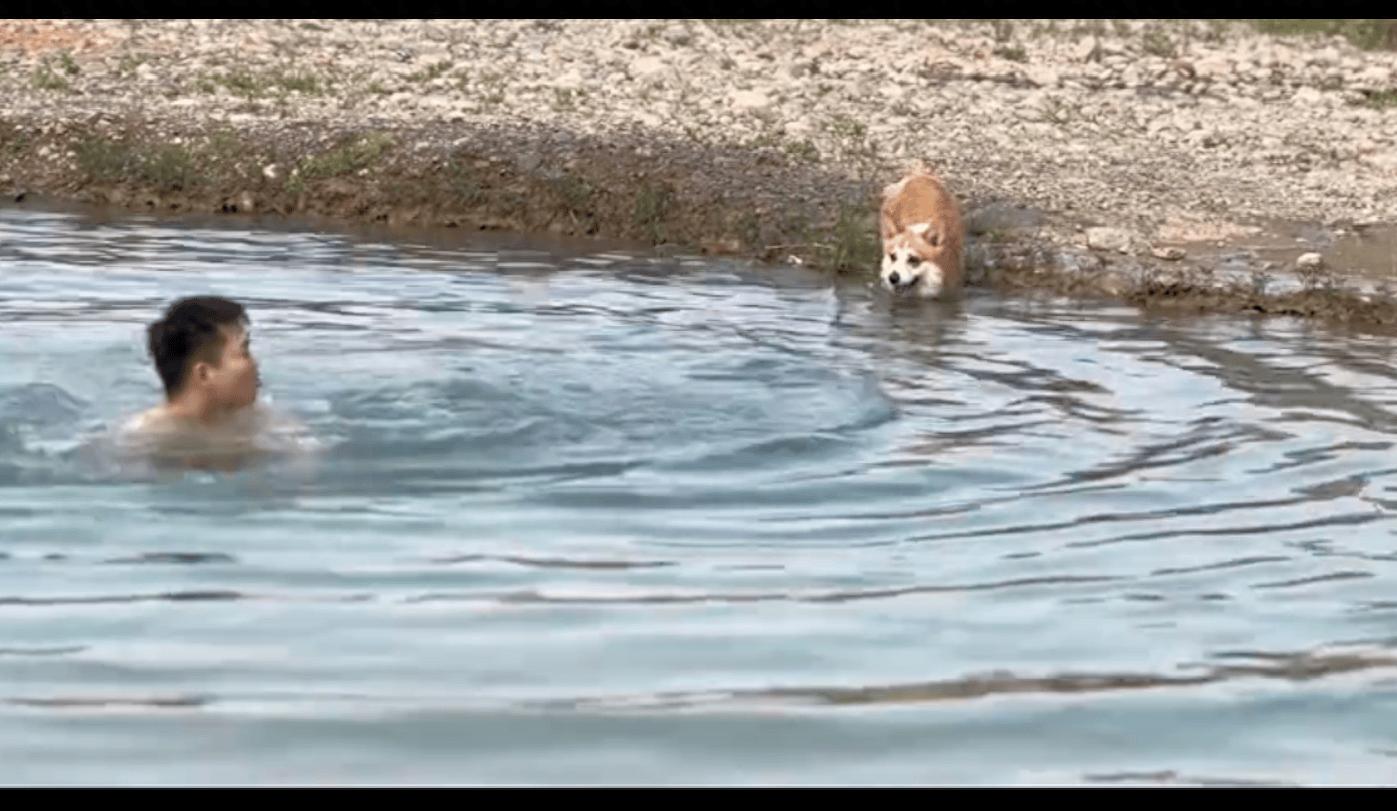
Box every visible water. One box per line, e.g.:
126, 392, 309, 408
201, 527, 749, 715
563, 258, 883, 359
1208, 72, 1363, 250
3, 202, 1397, 786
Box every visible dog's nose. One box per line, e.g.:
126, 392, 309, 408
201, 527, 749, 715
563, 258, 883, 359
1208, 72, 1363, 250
888, 271, 900, 285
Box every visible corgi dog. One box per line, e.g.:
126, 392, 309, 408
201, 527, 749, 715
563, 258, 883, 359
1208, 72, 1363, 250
879, 160, 965, 298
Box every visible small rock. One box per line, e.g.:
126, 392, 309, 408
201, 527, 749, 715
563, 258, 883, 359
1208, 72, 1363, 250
1292, 86, 1326, 105
1086, 226, 1142, 255
1056, 250, 1106, 275
1353, 64, 1393, 89
1151, 246, 1187, 261
729, 89, 770, 112
1366, 149, 1397, 172
1074, 37, 1100, 63
1296, 252, 1324, 271
1025, 65, 1059, 88
1190, 56, 1234, 81
630, 56, 668, 84
1170, 59, 1197, 80
262, 163, 280, 180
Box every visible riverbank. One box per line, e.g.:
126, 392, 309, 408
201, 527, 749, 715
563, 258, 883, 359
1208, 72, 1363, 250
3, 20, 1397, 327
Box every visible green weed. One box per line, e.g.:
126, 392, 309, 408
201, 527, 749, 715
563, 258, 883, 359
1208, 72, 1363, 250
31, 58, 70, 91
633, 184, 673, 243
74, 137, 134, 182
287, 132, 394, 196
818, 200, 880, 272
1248, 19, 1397, 51
406, 60, 452, 83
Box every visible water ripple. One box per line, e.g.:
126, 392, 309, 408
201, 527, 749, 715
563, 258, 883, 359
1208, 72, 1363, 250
5, 202, 1397, 784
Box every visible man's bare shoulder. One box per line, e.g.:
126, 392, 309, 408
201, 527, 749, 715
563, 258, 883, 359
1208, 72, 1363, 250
116, 402, 316, 468
124, 406, 175, 435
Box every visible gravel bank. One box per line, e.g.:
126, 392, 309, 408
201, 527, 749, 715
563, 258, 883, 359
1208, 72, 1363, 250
3, 19, 1397, 326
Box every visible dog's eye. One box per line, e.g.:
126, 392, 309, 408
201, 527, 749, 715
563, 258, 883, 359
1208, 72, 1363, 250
929, 234, 940, 247
888, 253, 895, 262
908, 256, 921, 267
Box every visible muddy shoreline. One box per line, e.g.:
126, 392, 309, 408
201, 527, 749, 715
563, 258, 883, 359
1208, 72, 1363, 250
3, 20, 1397, 329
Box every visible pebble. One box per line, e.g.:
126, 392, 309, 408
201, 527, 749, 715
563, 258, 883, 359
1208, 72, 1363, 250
1086, 226, 1142, 255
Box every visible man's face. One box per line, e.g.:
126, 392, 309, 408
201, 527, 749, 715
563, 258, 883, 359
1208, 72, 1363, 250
202, 323, 259, 410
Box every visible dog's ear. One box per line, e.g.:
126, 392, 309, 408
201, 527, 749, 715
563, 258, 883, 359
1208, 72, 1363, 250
910, 221, 941, 247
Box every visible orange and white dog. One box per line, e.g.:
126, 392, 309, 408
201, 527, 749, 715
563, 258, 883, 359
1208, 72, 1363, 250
879, 160, 965, 299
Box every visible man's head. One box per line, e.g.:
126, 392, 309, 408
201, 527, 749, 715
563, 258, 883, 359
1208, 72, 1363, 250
147, 297, 259, 409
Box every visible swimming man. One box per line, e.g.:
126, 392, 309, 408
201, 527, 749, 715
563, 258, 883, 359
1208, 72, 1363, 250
121, 296, 306, 471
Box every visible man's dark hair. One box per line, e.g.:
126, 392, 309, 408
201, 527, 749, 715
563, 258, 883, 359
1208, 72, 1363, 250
147, 297, 248, 397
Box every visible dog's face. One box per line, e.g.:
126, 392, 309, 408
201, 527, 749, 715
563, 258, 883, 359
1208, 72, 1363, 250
880, 223, 949, 298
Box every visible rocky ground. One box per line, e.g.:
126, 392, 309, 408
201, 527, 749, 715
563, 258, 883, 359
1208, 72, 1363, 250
3, 19, 1397, 327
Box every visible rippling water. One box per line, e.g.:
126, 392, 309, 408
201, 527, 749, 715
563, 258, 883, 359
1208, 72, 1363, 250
3, 202, 1397, 785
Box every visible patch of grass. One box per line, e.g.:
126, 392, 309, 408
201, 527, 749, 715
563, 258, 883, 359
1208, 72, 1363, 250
218, 67, 271, 99
1201, 19, 1231, 42
31, 58, 70, 91
202, 127, 251, 177
78, 129, 260, 189
988, 19, 1015, 42
734, 212, 760, 247
551, 175, 596, 218
212, 65, 321, 100
819, 200, 880, 272
993, 44, 1027, 62
1, 127, 29, 161
785, 139, 820, 163
467, 71, 507, 111
823, 115, 866, 150
286, 132, 394, 196
1070, 20, 1109, 39
552, 87, 575, 111
821, 115, 882, 175
75, 137, 134, 182
743, 131, 782, 150
704, 19, 760, 35
273, 66, 320, 95
116, 53, 149, 76
1248, 19, 1397, 51
75, 129, 263, 191
1359, 89, 1397, 109
445, 160, 489, 206
406, 60, 452, 83
56, 49, 79, 76
632, 184, 673, 244
140, 144, 197, 190
1141, 27, 1177, 57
